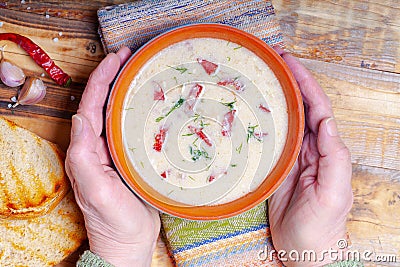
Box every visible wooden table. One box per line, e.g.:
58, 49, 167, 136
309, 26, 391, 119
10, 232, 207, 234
0, 1, 399, 266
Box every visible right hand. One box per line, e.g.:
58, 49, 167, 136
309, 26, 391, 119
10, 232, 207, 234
269, 47, 353, 266
65, 47, 160, 267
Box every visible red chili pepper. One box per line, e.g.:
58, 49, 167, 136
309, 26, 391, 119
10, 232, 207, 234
153, 127, 167, 152
0, 33, 72, 86
185, 83, 203, 112
153, 82, 165, 101
221, 109, 236, 136
160, 171, 167, 179
197, 58, 219, 75
188, 125, 212, 147
259, 104, 271, 113
217, 79, 245, 92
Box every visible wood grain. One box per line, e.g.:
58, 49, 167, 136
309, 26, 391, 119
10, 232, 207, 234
274, 1, 400, 265
298, 58, 400, 171
0, 0, 399, 266
274, 0, 400, 73
349, 165, 400, 266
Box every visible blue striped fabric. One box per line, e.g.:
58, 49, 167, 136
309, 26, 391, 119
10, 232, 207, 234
173, 223, 268, 254
97, 0, 283, 54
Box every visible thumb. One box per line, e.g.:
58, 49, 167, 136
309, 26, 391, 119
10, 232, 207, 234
66, 114, 111, 197
317, 117, 352, 195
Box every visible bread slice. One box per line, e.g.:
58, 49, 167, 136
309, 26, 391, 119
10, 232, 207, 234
0, 117, 69, 219
0, 190, 87, 266
0, 116, 87, 266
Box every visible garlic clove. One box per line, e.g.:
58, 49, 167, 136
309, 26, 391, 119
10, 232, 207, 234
0, 60, 26, 87
14, 77, 46, 107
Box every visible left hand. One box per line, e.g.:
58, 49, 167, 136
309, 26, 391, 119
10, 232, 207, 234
65, 47, 160, 267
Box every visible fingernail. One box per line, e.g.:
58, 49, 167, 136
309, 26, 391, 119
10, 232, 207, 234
326, 117, 338, 137
72, 114, 83, 136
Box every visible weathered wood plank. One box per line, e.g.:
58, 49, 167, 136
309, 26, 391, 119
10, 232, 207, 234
0, 81, 82, 119
1, 0, 127, 23
0, 5, 102, 119
151, 237, 175, 267
298, 58, 400, 171
274, 0, 400, 73
349, 164, 400, 266
0, 14, 104, 82
1, 114, 72, 151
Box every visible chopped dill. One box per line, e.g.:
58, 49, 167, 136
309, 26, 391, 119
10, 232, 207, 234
220, 100, 236, 110
167, 65, 188, 74
192, 137, 199, 147
247, 124, 263, 143
156, 97, 185, 122
189, 146, 210, 161
200, 120, 210, 127
236, 143, 243, 154
192, 113, 201, 122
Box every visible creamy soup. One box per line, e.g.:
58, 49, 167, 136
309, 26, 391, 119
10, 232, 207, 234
123, 38, 288, 206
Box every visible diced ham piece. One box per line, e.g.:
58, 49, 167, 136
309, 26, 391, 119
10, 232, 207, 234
259, 104, 271, 113
188, 125, 213, 147
197, 58, 219, 75
208, 175, 216, 182
185, 83, 203, 113
153, 82, 165, 101
207, 170, 227, 183
153, 127, 167, 152
160, 169, 172, 179
217, 79, 245, 92
221, 110, 236, 137
254, 132, 268, 139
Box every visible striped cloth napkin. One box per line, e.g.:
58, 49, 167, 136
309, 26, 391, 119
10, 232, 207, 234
98, 1, 284, 266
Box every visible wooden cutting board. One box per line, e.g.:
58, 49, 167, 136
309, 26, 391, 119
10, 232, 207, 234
0, 2, 174, 266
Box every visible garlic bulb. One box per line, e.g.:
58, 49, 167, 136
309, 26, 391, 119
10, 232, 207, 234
0, 60, 26, 87
13, 77, 46, 107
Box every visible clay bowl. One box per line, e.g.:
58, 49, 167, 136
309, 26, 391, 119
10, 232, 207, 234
106, 24, 304, 220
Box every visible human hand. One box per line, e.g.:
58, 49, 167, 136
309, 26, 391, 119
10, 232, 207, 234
65, 47, 161, 267
268, 48, 353, 266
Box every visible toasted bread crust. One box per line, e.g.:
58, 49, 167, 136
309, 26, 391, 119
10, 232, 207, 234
0, 191, 87, 266
0, 116, 87, 266
0, 117, 70, 219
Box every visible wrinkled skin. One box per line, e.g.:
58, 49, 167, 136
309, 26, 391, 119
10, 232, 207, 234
269, 47, 353, 267
65, 47, 160, 267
